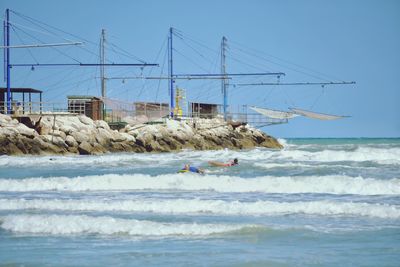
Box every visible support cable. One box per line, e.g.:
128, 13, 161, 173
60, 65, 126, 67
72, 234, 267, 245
12, 24, 81, 63
155, 40, 168, 102
173, 28, 220, 55
230, 41, 338, 82
10, 24, 39, 64
107, 40, 147, 64
173, 48, 210, 73
11, 10, 107, 62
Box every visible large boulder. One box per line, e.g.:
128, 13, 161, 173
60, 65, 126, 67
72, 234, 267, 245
78, 141, 94, 155
94, 120, 110, 130
50, 129, 66, 140
65, 135, 78, 147
71, 131, 90, 144
15, 123, 37, 138
78, 115, 95, 126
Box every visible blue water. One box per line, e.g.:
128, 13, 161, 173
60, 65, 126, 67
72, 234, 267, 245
0, 138, 399, 266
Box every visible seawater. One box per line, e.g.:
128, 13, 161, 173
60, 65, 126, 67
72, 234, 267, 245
0, 138, 399, 266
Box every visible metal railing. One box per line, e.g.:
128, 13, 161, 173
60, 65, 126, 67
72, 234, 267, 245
0, 100, 287, 128
182, 112, 286, 127
0, 101, 68, 115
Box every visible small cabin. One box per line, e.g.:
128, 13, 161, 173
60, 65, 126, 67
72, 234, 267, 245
189, 102, 221, 118
0, 87, 43, 115
67, 95, 104, 120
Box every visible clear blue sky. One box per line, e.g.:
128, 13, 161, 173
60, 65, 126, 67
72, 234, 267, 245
1, 0, 399, 137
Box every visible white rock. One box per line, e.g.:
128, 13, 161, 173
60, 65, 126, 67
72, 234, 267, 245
41, 135, 66, 147
94, 120, 110, 130
112, 132, 127, 142
38, 118, 54, 135
0, 113, 12, 122
15, 124, 36, 138
50, 129, 66, 140
97, 128, 114, 141
78, 115, 95, 126
120, 132, 136, 142
71, 131, 90, 143
0, 127, 18, 136
127, 129, 139, 137
65, 135, 78, 147
59, 125, 76, 135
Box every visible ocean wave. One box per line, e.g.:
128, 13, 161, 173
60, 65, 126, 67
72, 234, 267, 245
276, 147, 400, 164
1, 198, 398, 219
0, 173, 398, 195
253, 162, 379, 170
0, 214, 251, 236
0, 145, 399, 170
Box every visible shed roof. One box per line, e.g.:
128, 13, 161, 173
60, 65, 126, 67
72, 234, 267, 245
0, 87, 42, 93
67, 95, 101, 100
189, 102, 222, 106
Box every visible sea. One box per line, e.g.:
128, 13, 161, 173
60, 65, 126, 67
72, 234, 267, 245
0, 138, 399, 266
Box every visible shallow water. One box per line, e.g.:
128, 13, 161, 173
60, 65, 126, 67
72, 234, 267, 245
0, 138, 399, 266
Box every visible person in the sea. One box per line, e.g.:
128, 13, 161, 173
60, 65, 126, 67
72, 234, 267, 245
229, 158, 239, 166
208, 158, 238, 167
179, 164, 205, 174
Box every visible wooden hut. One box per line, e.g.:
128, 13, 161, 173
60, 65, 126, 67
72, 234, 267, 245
67, 95, 104, 120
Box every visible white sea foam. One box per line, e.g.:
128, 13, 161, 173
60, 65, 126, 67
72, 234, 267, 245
254, 162, 378, 170
276, 147, 400, 164
254, 162, 317, 169
1, 198, 398, 219
0, 145, 399, 171
0, 173, 398, 195
0, 214, 250, 236
277, 138, 291, 148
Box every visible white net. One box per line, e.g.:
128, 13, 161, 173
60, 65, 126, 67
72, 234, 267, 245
290, 108, 348, 120
250, 106, 299, 119
102, 97, 169, 124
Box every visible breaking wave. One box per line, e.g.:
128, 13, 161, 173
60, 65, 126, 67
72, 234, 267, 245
0, 145, 399, 169
277, 147, 400, 165
0, 214, 252, 236
1, 198, 398, 219
0, 173, 398, 195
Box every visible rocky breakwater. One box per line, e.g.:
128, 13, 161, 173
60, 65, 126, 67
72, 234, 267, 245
0, 113, 282, 155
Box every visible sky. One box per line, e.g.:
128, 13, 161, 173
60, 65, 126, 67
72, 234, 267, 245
1, 0, 399, 138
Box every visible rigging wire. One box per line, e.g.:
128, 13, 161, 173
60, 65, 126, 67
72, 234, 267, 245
179, 37, 215, 66
107, 40, 147, 64
11, 10, 96, 45
229, 41, 340, 82
106, 38, 167, 101
226, 50, 270, 73
136, 36, 167, 100
173, 48, 210, 73
7, 10, 344, 112
309, 87, 325, 110
11, 24, 81, 63
202, 51, 220, 102
227, 48, 276, 73
173, 28, 220, 55
9, 20, 75, 43
155, 36, 168, 102
43, 67, 80, 92
21, 67, 33, 87
46, 76, 98, 103
10, 24, 39, 64
10, 10, 108, 63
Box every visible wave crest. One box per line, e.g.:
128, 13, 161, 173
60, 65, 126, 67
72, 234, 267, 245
0, 214, 250, 236
1, 198, 398, 219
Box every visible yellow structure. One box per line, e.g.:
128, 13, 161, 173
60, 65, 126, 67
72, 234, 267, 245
174, 87, 185, 117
